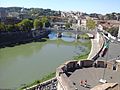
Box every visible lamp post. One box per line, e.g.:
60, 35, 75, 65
100, 39, 110, 83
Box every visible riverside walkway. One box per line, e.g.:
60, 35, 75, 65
87, 32, 104, 60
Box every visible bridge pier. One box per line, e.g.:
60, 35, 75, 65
57, 32, 62, 38
75, 34, 79, 39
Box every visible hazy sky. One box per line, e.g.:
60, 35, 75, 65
0, 0, 120, 14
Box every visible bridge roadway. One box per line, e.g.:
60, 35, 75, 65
45, 27, 96, 35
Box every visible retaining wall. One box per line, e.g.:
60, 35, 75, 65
0, 30, 50, 48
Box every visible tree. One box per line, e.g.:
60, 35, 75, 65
41, 16, 50, 27
33, 19, 43, 29
0, 22, 6, 31
45, 21, 50, 27
86, 19, 96, 30
106, 27, 119, 37
17, 19, 33, 31
41, 16, 48, 24
5, 25, 15, 31
65, 23, 71, 29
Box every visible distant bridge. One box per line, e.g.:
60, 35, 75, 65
45, 27, 96, 35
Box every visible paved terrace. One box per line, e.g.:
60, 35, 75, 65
69, 67, 120, 90
56, 60, 120, 90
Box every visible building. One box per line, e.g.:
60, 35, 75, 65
118, 25, 120, 38
2, 17, 21, 25
81, 19, 87, 26
0, 8, 8, 20
8, 12, 20, 18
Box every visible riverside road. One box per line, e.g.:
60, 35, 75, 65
98, 41, 120, 61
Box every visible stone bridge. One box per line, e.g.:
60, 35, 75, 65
45, 27, 96, 39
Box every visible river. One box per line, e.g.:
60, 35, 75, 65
0, 32, 90, 89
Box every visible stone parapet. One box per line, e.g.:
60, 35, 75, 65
56, 59, 120, 90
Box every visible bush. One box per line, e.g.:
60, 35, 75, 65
106, 27, 118, 37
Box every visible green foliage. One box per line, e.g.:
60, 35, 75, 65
21, 72, 56, 89
17, 19, 33, 31
105, 13, 118, 20
41, 16, 50, 27
86, 19, 96, 30
65, 23, 71, 29
74, 40, 91, 60
33, 19, 43, 29
0, 22, 5, 31
45, 21, 51, 27
106, 27, 119, 37
5, 25, 15, 31
0, 16, 50, 32
79, 34, 89, 39
74, 52, 89, 60
41, 16, 48, 24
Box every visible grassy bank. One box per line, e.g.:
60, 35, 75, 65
78, 34, 90, 39
20, 72, 56, 89
74, 39, 91, 60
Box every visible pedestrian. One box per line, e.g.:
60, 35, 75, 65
80, 80, 83, 86
84, 80, 87, 87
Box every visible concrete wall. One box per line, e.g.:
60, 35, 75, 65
107, 61, 120, 71
56, 60, 79, 90
92, 32, 105, 61
95, 60, 106, 68
80, 60, 93, 67
91, 83, 120, 90
108, 84, 120, 90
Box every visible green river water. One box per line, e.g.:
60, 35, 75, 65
0, 32, 90, 89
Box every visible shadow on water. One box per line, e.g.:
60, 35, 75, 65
33, 38, 47, 42
0, 38, 47, 49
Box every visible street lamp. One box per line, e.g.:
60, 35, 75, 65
99, 39, 110, 83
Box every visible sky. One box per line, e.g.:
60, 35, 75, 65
0, 0, 120, 14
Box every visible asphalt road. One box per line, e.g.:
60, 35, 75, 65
98, 41, 120, 61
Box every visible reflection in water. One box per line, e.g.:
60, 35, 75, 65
0, 32, 89, 89
48, 32, 76, 42
48, 32, 57, 40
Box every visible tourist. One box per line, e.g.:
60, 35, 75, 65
84, 80, 87, 87
80, 80, 83, 86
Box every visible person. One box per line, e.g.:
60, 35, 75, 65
80, 80, 83, 86
84, 80, 87, 87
